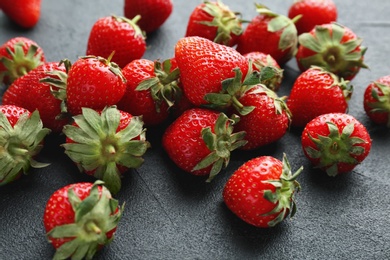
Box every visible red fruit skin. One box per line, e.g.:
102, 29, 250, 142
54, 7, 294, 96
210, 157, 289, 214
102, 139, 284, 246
288, 0, 337, 35
66, 57, 126, 116
124, 0, 173, 33
2, 62, 68, 132
287, 67, 349, 127
162, 108, 220, 176
223, 156, 287, 228
243, 51, 281, 70
174, 36, 248, 107
0, 104, 30, 127
86, 16, 146, 68
0, 0, 41, 28
363, 75, 390, 125
301, 113, 372, 174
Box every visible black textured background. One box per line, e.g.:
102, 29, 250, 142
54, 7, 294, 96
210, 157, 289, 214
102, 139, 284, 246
1, 0, 390, 259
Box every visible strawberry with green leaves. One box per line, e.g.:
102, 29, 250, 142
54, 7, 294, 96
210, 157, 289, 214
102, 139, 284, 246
0, 0, 41, 28
0, 104, 50, 186
223, 153, 302, 228
301, 113, 372, 176
44, 180, 124, 260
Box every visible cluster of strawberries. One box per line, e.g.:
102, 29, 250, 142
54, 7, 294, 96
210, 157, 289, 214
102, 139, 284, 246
0, 0, 389, 259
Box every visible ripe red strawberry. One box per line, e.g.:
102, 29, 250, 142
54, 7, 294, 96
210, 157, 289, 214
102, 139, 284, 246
288, 0, 337, 35
0, 37, 45, 85
287, 66, 352, 127
174, 36, 248, 107
162, 108, 247, 181
296, 23, 368, 80
236, 4, 299, 65
116, 58, 180, 126
124, 0, 173, 33
0, 104, 50, 186
223, 153, 302, 228
86, 15, 146, 68
0, 0, 41, 28
301, 113, 372, 176
2, 62, 68, 132
185, 0, 243, 46
363, 75, 390, 127
62, 106, 150, 194
44, 180, 124, 260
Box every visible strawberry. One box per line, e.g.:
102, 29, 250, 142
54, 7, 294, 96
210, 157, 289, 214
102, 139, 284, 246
162, 108, 247, 181
185, 0, 243, 46
174, 36, 248, 107
0, 37, 45, 85
62, 106, 150, 194
236, 4, 299, 65
301, 113, 372, 176
296, 23, 368, 80
116, 58, 180, 126
363, 75, 390, 127
287, 66, 352, 127
0, 104, 50, 186
223, 153, 302, 228
44, 180, 124, 260
124, 0, 173, 33
288, 0, 338, 35
0, 0, 41, 28
2, 62, 68, 132
86, 15, 146, 68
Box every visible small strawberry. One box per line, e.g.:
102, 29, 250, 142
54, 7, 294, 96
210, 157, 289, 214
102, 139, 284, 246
162, 108, 247, 181
0, 37, 45, 85
296, 22, 368, 80
185, 0, 243, 46
124, 0, 173, 33
288, 0, 338, 35
0, 104, 50, 186
301, 113, 372, 176
236, 4, 299, 65
62, 106, 150, 194
0, 0, 41, 28
287, 66, 352, 127
363, 75, 390, 127
223, 153, 302, 228
44, 180, 124, 260
86, 15, 146, 68
174, 36, 248, 107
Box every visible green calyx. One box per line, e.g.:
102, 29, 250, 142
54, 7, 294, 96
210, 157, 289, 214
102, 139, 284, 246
305, 122, 367, 176
135, 59, 181, 113
262, 153, 303, 227
298, 23, 368, 79
112, 15, 146, 39
0, 41, 44, 84
251, 55, 284, 91
47, 180, 124, 260
192, 113, 247, 182
62, 106, 150, 194
199, 0, 243, 45
0, 110, 51, 186
368, 82, 390, 127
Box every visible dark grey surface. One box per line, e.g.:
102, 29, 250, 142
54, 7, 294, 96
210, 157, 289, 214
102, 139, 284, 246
1, 0, 390, 259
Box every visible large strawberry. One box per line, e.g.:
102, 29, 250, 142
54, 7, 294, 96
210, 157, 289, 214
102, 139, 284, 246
301, 113, 372, 176
236, 4, 299, 65
44, 180, 124, 260
185, 0, 243, 46
287, 66, 352, 127
162, 108, 247, 181
174, 36, 248, 107
363, 75, 390, 127
62, 106, 150, 194
0, 37, 45, 85
296, 23, 368, 80
223, 153, 302, 228
0, 104, 50, 186
86, 15, 146, 68
124, 0, 173, 33
0, 0, 41, 28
